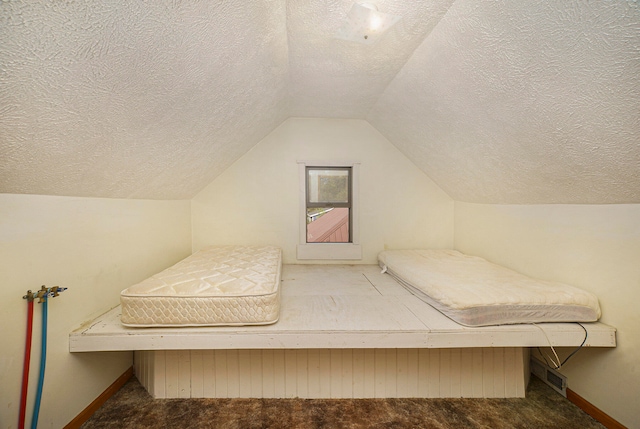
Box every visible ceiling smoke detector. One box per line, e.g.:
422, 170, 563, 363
335, 2, 401, 45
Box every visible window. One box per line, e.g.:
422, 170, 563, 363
306, 167, 352, 243
297, 161, 361, 260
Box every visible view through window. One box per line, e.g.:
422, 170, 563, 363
306, 167, 351, 243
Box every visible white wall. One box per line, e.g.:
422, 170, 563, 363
454, 202, 640, 428
192, 117, 454, 263
0, 194, 191, 428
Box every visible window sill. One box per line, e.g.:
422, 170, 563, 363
296, 243, 362, 260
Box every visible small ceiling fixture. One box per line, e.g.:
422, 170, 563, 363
335, 2, 401, 45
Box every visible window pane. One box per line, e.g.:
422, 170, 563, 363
307, 207, 350, 243
308, 169, 349, 204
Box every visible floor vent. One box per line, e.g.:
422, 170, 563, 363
530, 356, 567, 397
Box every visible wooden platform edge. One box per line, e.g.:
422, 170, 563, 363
566, 388, 627, 429
63, 366, 134, 429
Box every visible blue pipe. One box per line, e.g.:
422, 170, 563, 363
31, 296, 47, 429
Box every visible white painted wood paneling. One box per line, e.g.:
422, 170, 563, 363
136, 348, 527, 399
190, 350, 204, 397
202, 350, 215, 397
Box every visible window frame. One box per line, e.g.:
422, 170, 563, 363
297, 161, 362, 260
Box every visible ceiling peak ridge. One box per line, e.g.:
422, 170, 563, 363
365, 0, 458, 119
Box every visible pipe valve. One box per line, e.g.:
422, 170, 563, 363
26, 285, 67, 303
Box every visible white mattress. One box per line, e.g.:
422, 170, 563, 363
121, 245, 282, 327
378, 249, 601, 327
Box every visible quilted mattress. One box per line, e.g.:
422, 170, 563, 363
120, 245, 282, 327
378, 249, 601, 327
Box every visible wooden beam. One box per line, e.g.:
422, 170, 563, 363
63, 367, 133, 429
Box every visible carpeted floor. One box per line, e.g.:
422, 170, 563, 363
81, 376, 604, 428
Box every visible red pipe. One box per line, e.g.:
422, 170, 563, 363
19, 299, 34, 429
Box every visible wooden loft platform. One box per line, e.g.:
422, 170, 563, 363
70, 265, 616, 353
71, 264, 616, 399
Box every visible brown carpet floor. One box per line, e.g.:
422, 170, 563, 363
81, 376, 604, 429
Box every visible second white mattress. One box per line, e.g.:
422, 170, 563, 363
121, 245, 282, 327
378, 249, 601, 326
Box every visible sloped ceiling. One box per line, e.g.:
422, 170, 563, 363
1, 1, 290, 199
1, 0, 639, 203
369, 0, 640, 204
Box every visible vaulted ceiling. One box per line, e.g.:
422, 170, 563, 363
1, 0, 638, 203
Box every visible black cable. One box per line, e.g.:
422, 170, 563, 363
536, 322, 588, 370
559, 322, 588, 367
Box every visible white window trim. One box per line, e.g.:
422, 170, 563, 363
297, 161, 362, 260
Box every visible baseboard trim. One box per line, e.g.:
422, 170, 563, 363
566, 388, 627, 429
62, 367, 627, 428
64, 366, 134, 429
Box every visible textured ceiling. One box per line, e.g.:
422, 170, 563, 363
368, 0, 640, 204
286, 0, 454, 118
1, 0, 639, 203
0, 1, 290, 199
